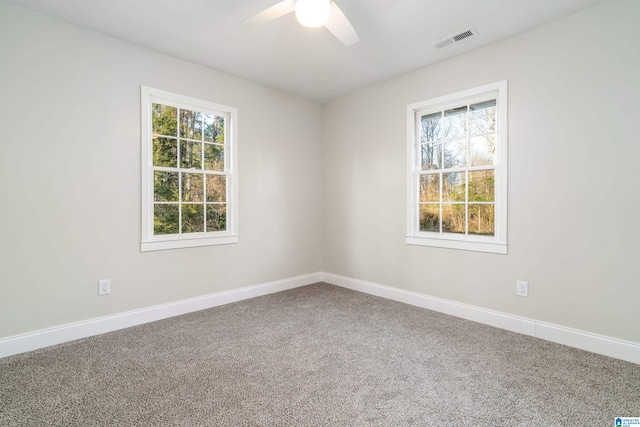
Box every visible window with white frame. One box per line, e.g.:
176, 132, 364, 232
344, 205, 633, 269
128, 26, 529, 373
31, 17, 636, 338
406, 81, 507, 254
140, 86, 238, 252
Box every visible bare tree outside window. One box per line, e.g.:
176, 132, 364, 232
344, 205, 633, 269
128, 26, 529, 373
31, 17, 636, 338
417, 100, 497, 236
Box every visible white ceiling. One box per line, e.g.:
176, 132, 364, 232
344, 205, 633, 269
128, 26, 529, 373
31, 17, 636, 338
4, 0, 607, 102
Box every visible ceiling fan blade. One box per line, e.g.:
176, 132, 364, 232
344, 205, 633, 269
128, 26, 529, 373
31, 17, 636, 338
241, 0, 295, 28
325, 1, 360, 46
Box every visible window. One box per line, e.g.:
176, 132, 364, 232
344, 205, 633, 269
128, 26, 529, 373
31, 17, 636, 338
406, 81, 507, 254
141, 86, 238, 252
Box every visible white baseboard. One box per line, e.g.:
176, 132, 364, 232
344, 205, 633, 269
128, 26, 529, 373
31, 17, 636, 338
3, 271, 638, 365
0, 273, 322, 359
321, 272, 640, 365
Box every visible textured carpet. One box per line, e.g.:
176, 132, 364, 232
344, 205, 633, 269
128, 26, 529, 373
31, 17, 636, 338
1, 283, 638, 426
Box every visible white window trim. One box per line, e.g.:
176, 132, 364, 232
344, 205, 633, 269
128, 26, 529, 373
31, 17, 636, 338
140, 86, 238, 252
406, 81, 508, 254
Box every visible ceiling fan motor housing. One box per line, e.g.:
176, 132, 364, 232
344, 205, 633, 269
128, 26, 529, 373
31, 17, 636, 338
295, 0, 332, 28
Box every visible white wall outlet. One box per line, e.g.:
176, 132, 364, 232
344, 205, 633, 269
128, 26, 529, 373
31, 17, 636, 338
516, 280, 528, 297
98, 279, 111, 295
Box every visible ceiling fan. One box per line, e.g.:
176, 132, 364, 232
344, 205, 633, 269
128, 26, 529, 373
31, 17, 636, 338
242, 0, 360, 47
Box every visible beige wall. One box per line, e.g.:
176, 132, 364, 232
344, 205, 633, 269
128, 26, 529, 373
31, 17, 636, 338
1, 0, 638, 345
322, 0, 640, 343
0, 2, 323, 338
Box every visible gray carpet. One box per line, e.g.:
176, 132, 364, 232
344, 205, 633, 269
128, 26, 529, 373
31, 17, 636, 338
1, 283, 638, 426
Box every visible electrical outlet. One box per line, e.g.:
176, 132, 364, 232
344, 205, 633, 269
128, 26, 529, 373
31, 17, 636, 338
516, 280, 528, 297
98, 279, 110, 295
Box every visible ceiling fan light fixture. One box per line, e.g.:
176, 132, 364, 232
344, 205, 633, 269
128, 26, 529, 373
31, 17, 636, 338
295, 0, 331, 28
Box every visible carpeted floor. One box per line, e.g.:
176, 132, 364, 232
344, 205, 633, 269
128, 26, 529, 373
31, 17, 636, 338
1, 283, 638, 426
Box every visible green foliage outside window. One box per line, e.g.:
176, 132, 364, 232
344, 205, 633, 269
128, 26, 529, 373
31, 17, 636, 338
151, 102, 227, 235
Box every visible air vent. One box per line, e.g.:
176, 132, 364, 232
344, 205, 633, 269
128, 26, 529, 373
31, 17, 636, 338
431, 27, 478, 50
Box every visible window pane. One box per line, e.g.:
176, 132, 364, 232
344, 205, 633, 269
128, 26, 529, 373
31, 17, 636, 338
421, 112, 441, 143
420, 143, 441, 170
443, 106, 468, 139
443, 172, 465, 202
469, 204, 495, 235
152, 137, 177, 167
180, 109, 202, 140
206, 204, 227, 232
154, 204, 179, 235
204, 144, 224, 171
419, 174, 440, 202
182, 173, 204, 202
469, 170, 495, 202
194, 112, 203, 140
204, 114, 225, 143
443, 138, 467, 169
470, 100, 496, 136
203, 113, 214, 142
152, 104, 177, 137
154, 171, 179, 202
442, 204, 465, 234
180, 141, 202, 169
419, 204, 440, 232
182, 204, 204, 233
470, 135, 496, 166
206, 175, 226, 202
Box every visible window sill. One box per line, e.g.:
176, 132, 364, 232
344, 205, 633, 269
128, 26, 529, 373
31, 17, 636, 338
141, 235, 238, 252
406, 236, 507, 254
